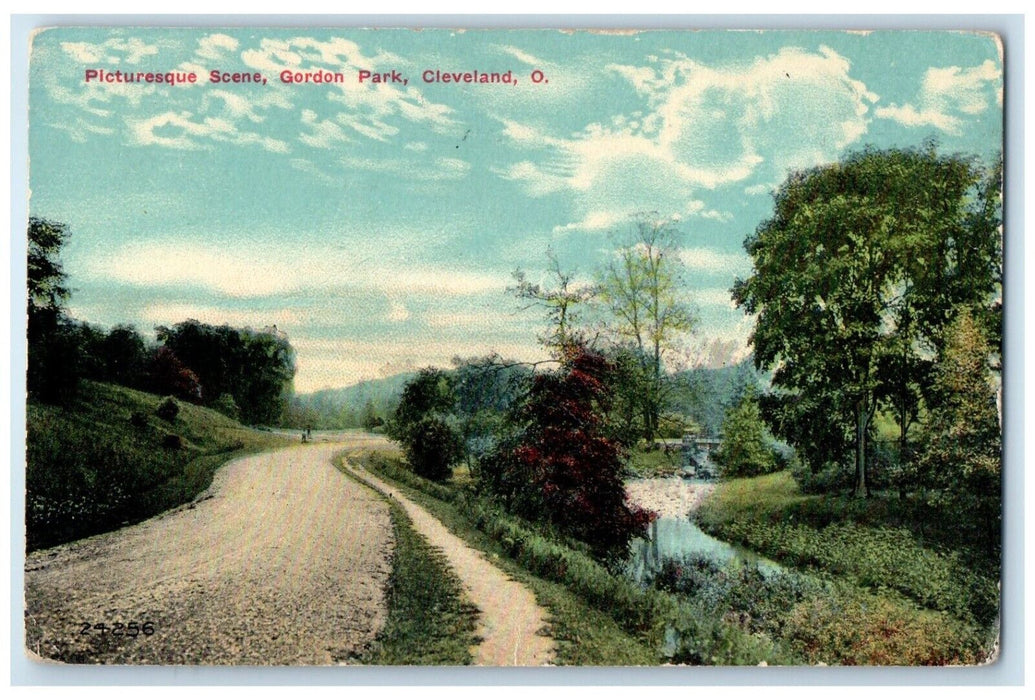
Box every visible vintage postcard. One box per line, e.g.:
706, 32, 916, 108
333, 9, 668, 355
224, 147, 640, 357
20, 25, 1004, 670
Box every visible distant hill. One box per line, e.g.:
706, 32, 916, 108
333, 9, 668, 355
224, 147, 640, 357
283, 372, 415, 429
26, 381, 291, 551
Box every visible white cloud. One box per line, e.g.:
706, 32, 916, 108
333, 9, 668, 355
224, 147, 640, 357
495, 44, 547, 67
339, 155, 471, 181
498, 46, 877, 232
299, 109, 353, 148
387, 301, 410, 322
126, 110, 289, 153
241, 35, 457, 138
60, 37, 160, 65
875, 59, 1001, 135
679, 248, 751, 275
85, 239, 503, 299
195, 33, 239, 61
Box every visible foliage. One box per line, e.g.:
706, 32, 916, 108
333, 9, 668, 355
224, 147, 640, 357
448, 356, 532, 475
916, 307, 1001, 551
509, 248, 595, 352
713, 387, 778, 478
388, 368, 462, 481
149, 347, 203, 402
781, 588, 986, 666
596, 213, 696, 443
211, 393, 241, 421
156, 396, 180, 422
405, 415, 464, 481
156, 319, 296, 425
27, 218, 79, 402
695, 471, 999, 626
734, 144, 1002, 497
360, 399, 384, 431
480, 344, 653, 559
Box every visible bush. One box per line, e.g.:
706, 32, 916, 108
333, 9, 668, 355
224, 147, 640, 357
403, 416, 463, 481
156, 396, 180, 422
130, 411, 148, 428
211, 393, 241, 421
162, 434, 183, 450
481, 345, 654, 560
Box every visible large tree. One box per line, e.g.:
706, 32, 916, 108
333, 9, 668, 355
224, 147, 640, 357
27, 218, 80, 402
733, 144, 1001, 497
597, 213, 695, 444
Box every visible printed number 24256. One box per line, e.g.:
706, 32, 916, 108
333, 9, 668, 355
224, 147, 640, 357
79, 622, 155, 637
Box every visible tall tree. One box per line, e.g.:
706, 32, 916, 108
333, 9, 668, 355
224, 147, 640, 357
734, 145, 1001, 497
598, 213, 695, 443
509, 248, 594, 353
27, 218, 80, 402
156, 320, 295, 424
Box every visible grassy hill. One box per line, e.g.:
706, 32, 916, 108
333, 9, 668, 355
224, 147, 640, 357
26, 381, 292, 552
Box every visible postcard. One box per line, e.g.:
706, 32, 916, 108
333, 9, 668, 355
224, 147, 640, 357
20, 24, 1004, 670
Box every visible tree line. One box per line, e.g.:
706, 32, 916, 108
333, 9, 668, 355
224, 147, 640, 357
27, 217, 296, 424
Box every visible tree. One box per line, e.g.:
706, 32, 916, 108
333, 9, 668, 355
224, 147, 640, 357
509, 248, 594, 353
597, 213, 695, 444
27, 218, 79, 402
387, 368, 462, 481
156, 320, 295, 424
480, 344, 654, 560
733, 145, 1001, 497
917, 308, 1001, 494
360, 399, 384, 431
917, 307, 1001, 556
713, 387, 777, 478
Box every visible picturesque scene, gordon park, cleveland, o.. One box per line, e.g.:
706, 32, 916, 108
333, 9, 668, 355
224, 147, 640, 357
23, 27, 1003, 666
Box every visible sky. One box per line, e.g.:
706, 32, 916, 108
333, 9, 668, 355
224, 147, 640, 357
27, 27, 1003, 393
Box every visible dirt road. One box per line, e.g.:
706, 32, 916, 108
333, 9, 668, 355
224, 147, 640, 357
25, 444, 393, 665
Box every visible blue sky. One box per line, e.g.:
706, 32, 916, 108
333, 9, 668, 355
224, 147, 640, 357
28, 28, 1003, 392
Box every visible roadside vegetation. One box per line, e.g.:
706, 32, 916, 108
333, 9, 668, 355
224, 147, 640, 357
357, 497, 480, 665
26, 381, 291, 551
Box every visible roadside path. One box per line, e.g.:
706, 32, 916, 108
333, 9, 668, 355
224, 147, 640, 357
339, 453, 555, 666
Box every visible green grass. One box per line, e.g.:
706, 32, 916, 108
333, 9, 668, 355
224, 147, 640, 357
26, 380, 292, 551
694, 470, 998, 664
338, 449, 787, 666
625, 446, 683, 478
360, 501, 480, 665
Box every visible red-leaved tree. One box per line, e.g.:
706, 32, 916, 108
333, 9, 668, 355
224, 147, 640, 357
482, 344, 654, 560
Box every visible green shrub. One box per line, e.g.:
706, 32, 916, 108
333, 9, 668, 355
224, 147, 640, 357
156, 396, 179, 422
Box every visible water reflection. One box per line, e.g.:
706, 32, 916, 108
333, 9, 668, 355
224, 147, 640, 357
626, 516, 780, 585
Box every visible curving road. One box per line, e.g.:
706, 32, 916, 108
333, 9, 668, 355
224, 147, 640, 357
25, 443, 394, 665
25, 434, 555, 666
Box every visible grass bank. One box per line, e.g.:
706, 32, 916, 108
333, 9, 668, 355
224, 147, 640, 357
26, 381, 292, 551
339, 449, 790, 666
694, 471, 998, 664
358, 497, 480, 664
